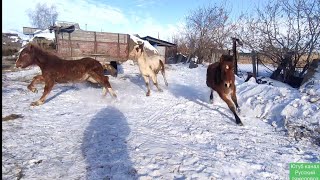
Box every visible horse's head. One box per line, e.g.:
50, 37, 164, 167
16, 43, 36, 68
219, 55, 235, 88
129, 41, 144, 60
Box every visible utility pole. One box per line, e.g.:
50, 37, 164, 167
231, 37, 243, 76
232, 37, 238, 75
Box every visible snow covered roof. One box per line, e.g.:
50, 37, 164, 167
30, 29, 55, 41
130, 34, 159, 54
141, 36, 176, 47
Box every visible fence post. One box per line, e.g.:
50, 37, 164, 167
252, 50, 257, 79
94, 32, 97, 54
257, 55, 259, 77
232, 38, 238, 75
117, 33, 120, 59
68, 33, 72, 57
127, 34, 130, 60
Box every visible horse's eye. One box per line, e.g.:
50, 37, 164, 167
136, 47, 139, 52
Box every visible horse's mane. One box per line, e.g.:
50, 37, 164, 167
214, 64, 223, 84
32, 42, 56, 54
24, 43, 59, 60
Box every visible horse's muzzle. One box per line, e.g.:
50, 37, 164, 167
16, 62, 21, 68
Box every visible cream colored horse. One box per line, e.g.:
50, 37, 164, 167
130, 41, 168, 96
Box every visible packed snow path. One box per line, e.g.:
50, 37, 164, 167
2, 62, 319, 179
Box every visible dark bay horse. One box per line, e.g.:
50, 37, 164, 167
15, 43, 117, 106
206, 54, 243, 125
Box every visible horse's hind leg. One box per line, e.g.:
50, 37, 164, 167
159, 60, 168, 86
28, 75, 44, 93
151, 73, 163, 92
161, 68, 168, 86
89, 72, 117, 98
31, 79, 54, 106
218, 92, 243, 126
143, 75, 151, 96
101, 76, 117, 98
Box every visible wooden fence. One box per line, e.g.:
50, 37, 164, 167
55, 30, 130, 63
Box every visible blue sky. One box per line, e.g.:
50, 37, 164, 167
3, 0, 267, 41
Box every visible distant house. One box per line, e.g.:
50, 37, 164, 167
2, 33, 23, 56
141, 36, 177, 63
23, 27, 43, 36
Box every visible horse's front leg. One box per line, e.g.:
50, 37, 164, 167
218, 92, 243, 126
209, 89, 213, 103
31, 79, 54, 106
143, 75, 151, 96
231, 85, 240, 112
28, 75, 44, 93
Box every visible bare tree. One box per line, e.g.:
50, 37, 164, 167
236, 0, 320, 86
27, 3, 58, 29
182, 3, 233, 64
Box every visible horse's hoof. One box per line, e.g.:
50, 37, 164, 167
28, 87, 38, 93
146, 92, 150, 96
158, 89, 163, 92
30, 102, 38, 106
237, 122, 244, 126
30, 101, 43, 106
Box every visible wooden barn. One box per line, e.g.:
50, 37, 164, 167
141, 36, 177, 63
23, 23, 177, 64
49, 24, 130, 63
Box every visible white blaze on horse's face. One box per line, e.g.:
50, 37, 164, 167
223, 64, 234, 88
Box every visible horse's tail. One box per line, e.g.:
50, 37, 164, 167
159, 59, 168, 86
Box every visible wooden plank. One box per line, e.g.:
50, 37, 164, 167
55, 29, 130, 61
94, 32, 97, 53
69, 33, 73, 57
117, 33, 120, 58
57, 31, 95, 41
127, 35, 130, 59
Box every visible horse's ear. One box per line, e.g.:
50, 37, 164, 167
139, 42, 144, 49
27, 43, 34, 52
29, 44, 34, 50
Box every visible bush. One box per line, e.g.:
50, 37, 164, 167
2, 48, 18, 56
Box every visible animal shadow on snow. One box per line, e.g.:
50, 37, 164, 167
169, 83, 236, 124
81, 107, 137, 179
120, 73, 145, 90
44, 82, 103, 104
121, 73, 166, 92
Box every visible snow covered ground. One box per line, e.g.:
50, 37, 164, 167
2, 61, 319, 179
